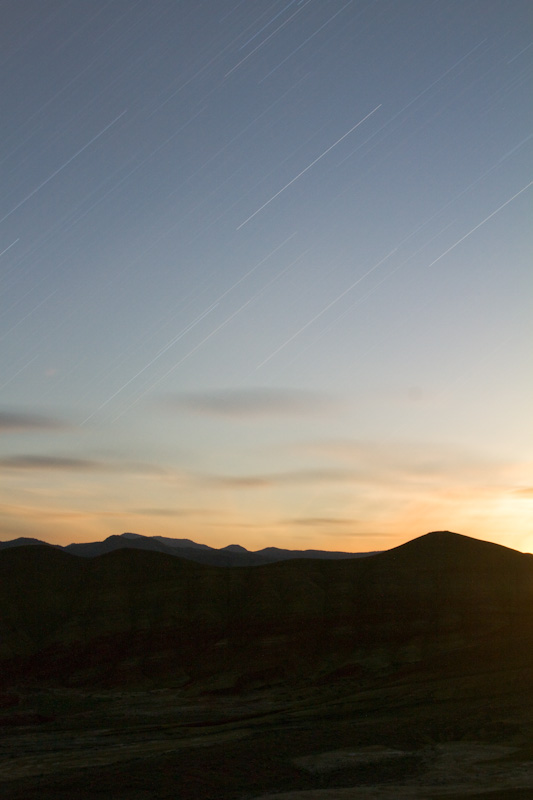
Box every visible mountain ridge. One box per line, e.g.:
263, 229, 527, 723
1, 530, 532, 691
0, 531, 379, 566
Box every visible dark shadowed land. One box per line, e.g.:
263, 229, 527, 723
0, 531, 379, 566
2, 531, 533, 798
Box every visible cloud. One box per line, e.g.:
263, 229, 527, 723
0, 409, 70, 433
289, 438, 506, 485
198, 468, 357, 489
513, 487, 533, 498
279, 517, 396, 537
332, 531, 395, 538
0, 454, 168, 475
203, 475, 273, 489
284, 516, 355, 527
0, 502, 104, 522
0, 455, 103, 471
161, 388, 337, 419
128, 507, 192, 517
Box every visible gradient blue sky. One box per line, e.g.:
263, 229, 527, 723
1, 0, 532, 551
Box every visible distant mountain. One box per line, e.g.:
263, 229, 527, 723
220, 543, 248, 553
256, 546, 380, 562
0, 537, 53, 550
1, 530, 532, 691
64, 534, 188, 559
128, 533, 213, 551
7, 531, 377, 566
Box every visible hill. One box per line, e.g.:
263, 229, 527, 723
3, 531, 533, 800
63, 532, 377, 565
0, 537, 53, 550
1, 530, 532, 690
1, 531, 377, 565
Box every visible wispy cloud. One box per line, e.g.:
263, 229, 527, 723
0, 454, 168, 474
0, 502, 107, 523
0, 409, 71, 433
199, 468, 356, 489
202, 475, 273, 489
285, 516, 355, 527
282, 519, 393, 539
161, 388, 338, 419
0, 455, 103, 471
290, 439, 506, 485
128, 507, 193, 517
513, 487, 533, 498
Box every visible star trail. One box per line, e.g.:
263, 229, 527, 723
1, 1, 531, 551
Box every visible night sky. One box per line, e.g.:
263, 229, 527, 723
1, 1, 531, 552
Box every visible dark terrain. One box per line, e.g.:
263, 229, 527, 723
2, 530, 533, 798
0, 530, 377, 566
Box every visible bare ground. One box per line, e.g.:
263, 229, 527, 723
2, 662, 533, 799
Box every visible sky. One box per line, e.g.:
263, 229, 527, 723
1, 0, 532, 553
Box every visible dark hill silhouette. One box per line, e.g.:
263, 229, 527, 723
61, 534, 263, 566
0, 537, 53, 550
124, 532, 212, 550
220, 543, 248, 552
36, 531, 378, 565
256, 545, 379, 561
1, 531, 532, 690
64, 534, 189, 559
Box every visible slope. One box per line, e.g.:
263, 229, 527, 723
1, 531, 532, 690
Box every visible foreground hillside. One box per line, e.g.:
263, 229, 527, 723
1, 530, 532, 689
3, 531, 533, 799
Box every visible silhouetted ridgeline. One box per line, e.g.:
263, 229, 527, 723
1, 531, 532, 689
0, 531, 377, 565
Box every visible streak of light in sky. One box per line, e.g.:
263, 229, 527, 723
259, 1, 354, 82
110, 248, 313, 423
258, 178, 532, 371
225, 0, 310, 76
82, 233, 298, 422
336, 40, 488, 171
422, 179, 533, 273
255, 247, 399, 369
0, 110, 127, 226
81, 302, 221, 425
0, 240, 19, 259
0, 292, 58, 342
237, 105, 382, 229
281, 221, 459, 376
239, 1, 299, 50
0, 356, 39, 392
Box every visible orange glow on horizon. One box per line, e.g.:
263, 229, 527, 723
1, 488, 531, 555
